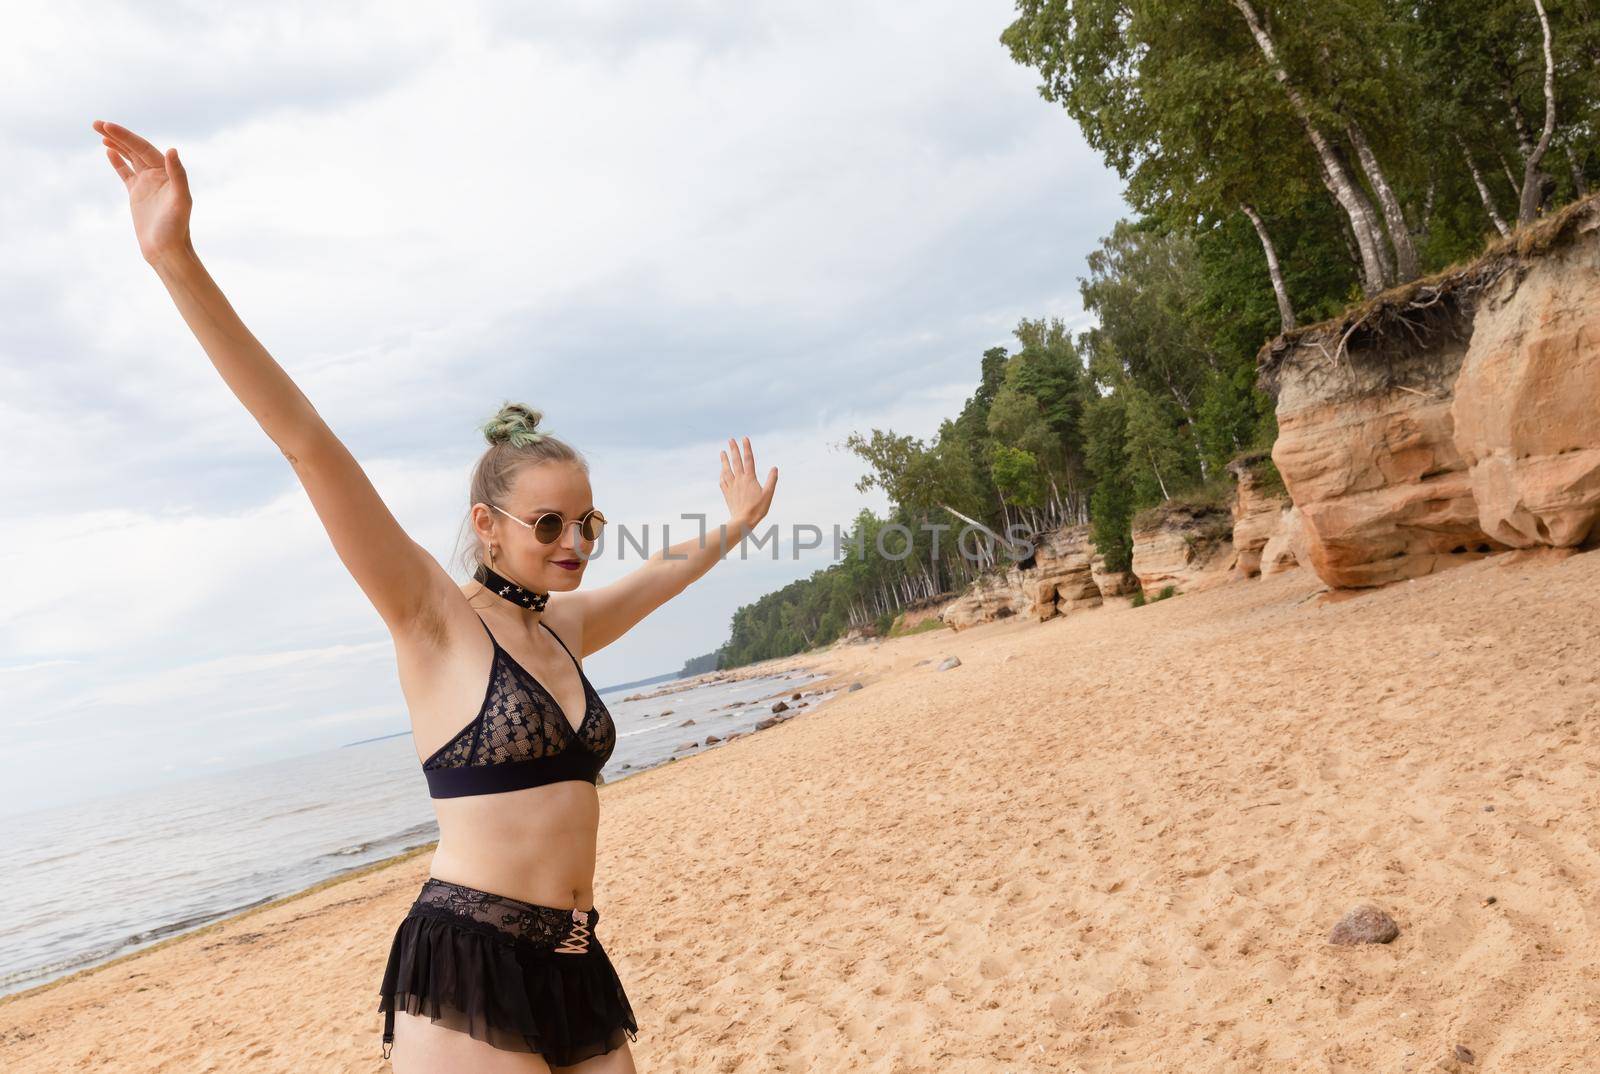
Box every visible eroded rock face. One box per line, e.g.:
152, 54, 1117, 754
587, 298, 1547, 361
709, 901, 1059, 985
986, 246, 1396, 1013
1271, 388, 1502, 587
1451, 225, 1600, 547
1130, 504, 1235, 594
940, 525, 1104, 630
1091, 553, 1139, 597
940, 570, 1024, 630
1228, 455, 1293, 578
1259, 195, 1600, 588
1260, 505, 1305, 576
1030, 525, 1103, 620
1260, 270, 1502, 588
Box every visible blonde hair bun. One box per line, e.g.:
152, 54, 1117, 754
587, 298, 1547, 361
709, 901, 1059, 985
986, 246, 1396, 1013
481, 402, 547, 449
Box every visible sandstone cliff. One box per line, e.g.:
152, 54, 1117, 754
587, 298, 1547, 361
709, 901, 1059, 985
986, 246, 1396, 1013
1130, 501, 1237, 594
940, 524, 1101, 630
1226, 452, 1297, 578
1259, 194, 1600, 588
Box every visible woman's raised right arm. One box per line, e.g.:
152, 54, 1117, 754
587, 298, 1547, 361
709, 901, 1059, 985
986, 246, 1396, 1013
94, 119, 452, 638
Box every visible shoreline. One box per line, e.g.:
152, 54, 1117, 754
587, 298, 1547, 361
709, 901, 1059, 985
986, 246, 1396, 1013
0, 650, 857, 1010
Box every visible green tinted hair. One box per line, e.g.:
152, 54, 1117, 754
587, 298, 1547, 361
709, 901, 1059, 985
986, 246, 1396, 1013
450, 401, 588, 578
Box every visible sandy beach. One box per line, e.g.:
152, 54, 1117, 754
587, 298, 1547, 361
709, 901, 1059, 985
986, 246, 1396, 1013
4, 554, 1599, 1073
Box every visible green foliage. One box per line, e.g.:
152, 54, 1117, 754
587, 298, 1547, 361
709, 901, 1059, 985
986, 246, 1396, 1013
1130, 590, 1148, 608
988, 443, 1047, 509
889, 616, 950, 639
711, 1, 1600, 668
1083, 392, 1134, 571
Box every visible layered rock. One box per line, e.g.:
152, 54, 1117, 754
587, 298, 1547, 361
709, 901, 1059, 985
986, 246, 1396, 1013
1091, 553, 1139, 597
1130, 503, 1236, 595
1260, 298, 1499, 588
1254, 199, 1600, 587
940, 524, 1102, 630
1260, 505, 1306, 576
1451, 216, 1600, 547
1227, 453, 1295, 578
1032, 525, 1104, 619
939, 570, 1024, 631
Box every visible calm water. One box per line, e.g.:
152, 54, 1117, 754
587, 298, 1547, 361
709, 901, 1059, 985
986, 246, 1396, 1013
1, 668, 834, 999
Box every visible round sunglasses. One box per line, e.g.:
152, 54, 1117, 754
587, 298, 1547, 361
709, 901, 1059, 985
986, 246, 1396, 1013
488, 503, 607, 544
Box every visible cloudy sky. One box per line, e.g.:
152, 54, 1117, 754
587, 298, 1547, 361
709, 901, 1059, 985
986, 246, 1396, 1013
0, 0, 1124, 816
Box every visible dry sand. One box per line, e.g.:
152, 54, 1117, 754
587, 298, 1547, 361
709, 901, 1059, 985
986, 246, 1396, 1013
3, 553, 1598, 1073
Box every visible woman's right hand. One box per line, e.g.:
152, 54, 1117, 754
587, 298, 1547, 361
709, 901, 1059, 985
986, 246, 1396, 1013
92, 120, 193, 265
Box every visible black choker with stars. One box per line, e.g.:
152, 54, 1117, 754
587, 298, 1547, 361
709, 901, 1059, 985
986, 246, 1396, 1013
474, 561, 551, 611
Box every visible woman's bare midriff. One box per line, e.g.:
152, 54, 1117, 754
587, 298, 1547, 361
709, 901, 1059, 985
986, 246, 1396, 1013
427, 785, 600, 911
393, 584, 603, 912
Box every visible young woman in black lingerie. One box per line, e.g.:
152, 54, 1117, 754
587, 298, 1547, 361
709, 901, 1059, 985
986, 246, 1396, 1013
93, 119, 778, 1073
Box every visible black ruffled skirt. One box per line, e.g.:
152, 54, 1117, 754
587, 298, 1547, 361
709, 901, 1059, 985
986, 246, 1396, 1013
378, 877, 639, 1065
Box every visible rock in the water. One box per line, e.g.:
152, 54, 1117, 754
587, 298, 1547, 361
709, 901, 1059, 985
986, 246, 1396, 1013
1328, 904, 1400, 945
847, 682, 864, 692
754, 717, 779, 731
936, 656, 961, 670
679, 718, 696, 727
674, 740, 698, 753
791, 691, 801, 700
770, 700, 789, 713
704, 735, 720, 744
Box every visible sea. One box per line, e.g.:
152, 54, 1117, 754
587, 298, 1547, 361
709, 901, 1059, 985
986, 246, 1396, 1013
0, 667, 835, 1000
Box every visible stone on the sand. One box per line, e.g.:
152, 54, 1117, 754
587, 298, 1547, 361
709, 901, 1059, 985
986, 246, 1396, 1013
1327, 904, 1399, 945
770, 700, 789, 713
936, 656, 961, 670
847, 682, 863, 692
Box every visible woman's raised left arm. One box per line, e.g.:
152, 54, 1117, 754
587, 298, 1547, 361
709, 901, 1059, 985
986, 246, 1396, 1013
565, 436, 777, 656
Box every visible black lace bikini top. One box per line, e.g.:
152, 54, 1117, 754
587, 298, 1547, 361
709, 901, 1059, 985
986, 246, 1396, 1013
421, 613, 617, 798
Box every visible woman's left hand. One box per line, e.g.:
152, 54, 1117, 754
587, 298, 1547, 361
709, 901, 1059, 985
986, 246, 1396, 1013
720, 436, 778, 534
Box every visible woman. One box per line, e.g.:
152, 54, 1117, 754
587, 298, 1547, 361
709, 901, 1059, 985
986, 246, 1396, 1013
92, 119, 778, 1073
